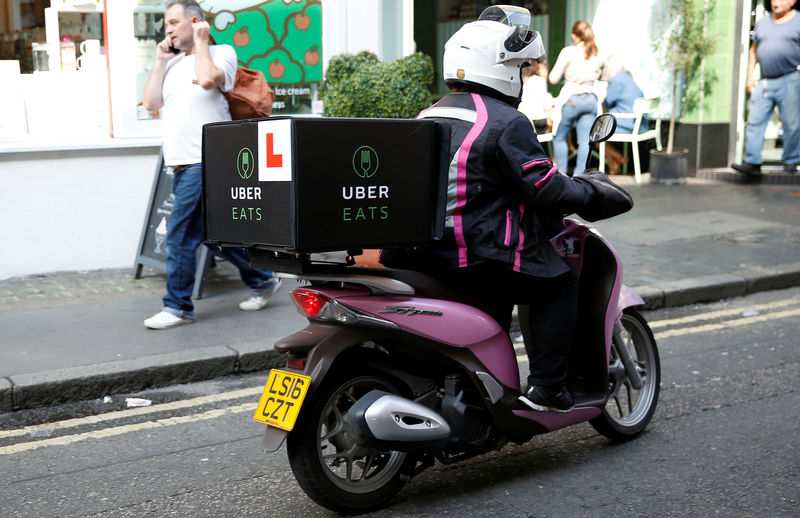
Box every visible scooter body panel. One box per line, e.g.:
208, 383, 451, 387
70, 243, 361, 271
619, 284, 646, 310
337, 295, 521, 389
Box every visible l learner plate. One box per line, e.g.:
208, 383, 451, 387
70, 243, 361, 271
253, 369, 311, 431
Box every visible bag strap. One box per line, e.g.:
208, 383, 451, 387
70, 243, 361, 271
205, 34, 232, 96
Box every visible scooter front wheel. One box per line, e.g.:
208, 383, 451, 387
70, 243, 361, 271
591, 308, 660, 442
286, 369, 417, 513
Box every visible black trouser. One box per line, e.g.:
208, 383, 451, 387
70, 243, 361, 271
437, 262, 579, 388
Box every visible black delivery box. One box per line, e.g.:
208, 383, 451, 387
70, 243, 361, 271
202, 117, 447, 253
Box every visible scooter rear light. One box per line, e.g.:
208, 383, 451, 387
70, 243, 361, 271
289, 288, 399, 329
286, 354, 305, 370
290, 288, 330, 318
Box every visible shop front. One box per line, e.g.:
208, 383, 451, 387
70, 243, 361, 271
0, 0, 413, 279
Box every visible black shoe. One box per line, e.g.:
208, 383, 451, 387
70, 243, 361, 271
731, 162, 762, 176
784, 163, 798, 174
519, 385, 575, 413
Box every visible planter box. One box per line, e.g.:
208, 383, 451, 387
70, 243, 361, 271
202, 117, 448, 253
650, 148, 689, 184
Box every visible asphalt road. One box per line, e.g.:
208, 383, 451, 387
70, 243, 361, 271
1, 287, 798, 518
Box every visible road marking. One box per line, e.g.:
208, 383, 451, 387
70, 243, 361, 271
0, 402, 255, 455
653, 307, 800, 340
0, 386, 263, 440
648, 298, 799, 329
514, 301, 800, 361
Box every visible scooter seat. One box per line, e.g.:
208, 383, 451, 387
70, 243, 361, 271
349, 267, 500, 321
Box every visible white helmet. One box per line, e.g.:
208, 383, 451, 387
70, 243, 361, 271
443, 6, 545, 100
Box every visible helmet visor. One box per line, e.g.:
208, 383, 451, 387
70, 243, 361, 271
478, 6, 533, 54
477, 5, 531, 32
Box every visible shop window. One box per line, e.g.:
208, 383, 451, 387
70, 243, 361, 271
445, 0, 549, 20
0, 0, 47, 73
424, 0, 551, 95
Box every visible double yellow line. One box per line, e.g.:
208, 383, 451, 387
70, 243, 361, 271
650, 297, 800, 339
513, 298, 800, 359
0, 387, 263, 455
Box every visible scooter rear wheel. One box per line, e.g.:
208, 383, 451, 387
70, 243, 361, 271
286, 369, 417, 513
591, 308, 660, 442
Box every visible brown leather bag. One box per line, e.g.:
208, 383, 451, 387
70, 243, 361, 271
224, 66, 274, 119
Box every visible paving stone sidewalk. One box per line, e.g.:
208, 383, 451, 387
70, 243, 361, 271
0, 265, 241, 313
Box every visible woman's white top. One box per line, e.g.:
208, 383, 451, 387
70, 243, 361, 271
548, 42, 606, 107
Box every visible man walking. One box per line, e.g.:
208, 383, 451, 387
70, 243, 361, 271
732, 0, 800, 177
141, 0, 279, 330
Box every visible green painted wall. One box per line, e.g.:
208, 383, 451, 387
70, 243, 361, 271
681, 0, 738, 124
548, 0, 566, 97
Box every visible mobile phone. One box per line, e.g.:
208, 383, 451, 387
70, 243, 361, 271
169, 45, 179, 54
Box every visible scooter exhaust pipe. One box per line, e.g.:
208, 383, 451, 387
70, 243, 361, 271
345, 390, 451, 447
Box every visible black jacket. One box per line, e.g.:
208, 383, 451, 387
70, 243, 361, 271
382, 92, 597, 278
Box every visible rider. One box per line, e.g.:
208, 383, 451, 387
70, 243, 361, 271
381, 6, 628, 412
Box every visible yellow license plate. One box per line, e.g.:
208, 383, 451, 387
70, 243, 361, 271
253, 369, 311, 431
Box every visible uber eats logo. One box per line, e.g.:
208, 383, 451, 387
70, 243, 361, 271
342, 145, 389, 222
230, 146, 262, 222
353, 146, 379, 178
237, 147, 255, 180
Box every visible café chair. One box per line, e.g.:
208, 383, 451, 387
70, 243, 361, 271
599, 97, 662, 184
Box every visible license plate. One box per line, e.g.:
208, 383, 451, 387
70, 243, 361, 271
253, 369, 311, 431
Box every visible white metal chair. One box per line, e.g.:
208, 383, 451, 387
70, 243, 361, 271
599, 97, 662, 184
533, 124, 553, 155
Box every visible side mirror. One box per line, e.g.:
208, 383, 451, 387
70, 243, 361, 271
589, 114, 617, 145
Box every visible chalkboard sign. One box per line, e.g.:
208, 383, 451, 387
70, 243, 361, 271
132, 150, 211, 299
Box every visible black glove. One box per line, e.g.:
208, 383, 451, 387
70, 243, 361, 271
572, 172, 634, 221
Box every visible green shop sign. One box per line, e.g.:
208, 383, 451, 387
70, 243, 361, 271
206, 0, 322, 114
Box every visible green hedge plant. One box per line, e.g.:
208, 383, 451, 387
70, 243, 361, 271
321, 51, 434, 118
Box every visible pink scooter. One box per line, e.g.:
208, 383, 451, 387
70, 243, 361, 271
252, 115, 660, 513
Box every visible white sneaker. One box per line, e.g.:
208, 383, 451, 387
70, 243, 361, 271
144, 311, 193, 330
239, 279, 282, 311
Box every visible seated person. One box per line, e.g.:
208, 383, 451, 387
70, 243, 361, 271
600, 55, 648, 173
518, 60, 556, 135
603, 55, 647, 133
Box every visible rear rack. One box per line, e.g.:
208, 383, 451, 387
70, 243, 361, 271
250, 249, 415, 295
277, 272, 414, 295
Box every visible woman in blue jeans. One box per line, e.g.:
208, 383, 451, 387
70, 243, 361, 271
549, 20, 606, 176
